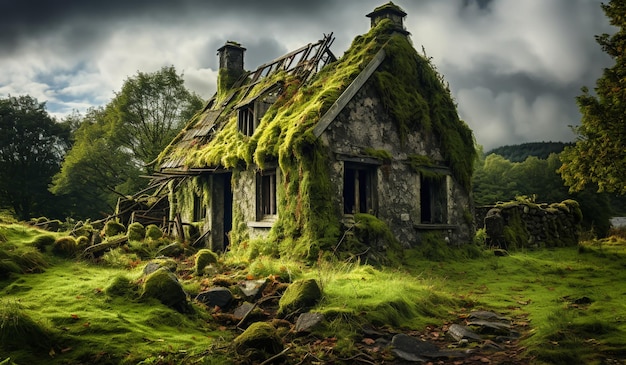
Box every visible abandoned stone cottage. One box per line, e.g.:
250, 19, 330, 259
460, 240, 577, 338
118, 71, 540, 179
152, 3, 476, 258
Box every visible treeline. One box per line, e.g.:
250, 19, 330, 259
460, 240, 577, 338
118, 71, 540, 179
487, 142, 573, 162
0, 66, 203, 222
474, 143, 624, 237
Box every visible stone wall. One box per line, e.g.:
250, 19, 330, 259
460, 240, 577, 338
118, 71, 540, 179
484, 200, 582, 249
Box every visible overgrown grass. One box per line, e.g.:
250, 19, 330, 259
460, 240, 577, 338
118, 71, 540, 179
2, 222, 626, 364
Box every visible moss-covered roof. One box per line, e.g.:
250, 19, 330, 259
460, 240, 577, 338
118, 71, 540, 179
157, 17, 475, 190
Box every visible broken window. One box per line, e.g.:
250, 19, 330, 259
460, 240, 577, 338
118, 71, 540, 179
343, 163, 377, 214
238, 103, 256, 136
420, 175, 448, 224
257, 169, 277, 218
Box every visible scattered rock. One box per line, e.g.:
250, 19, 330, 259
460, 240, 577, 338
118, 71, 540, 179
195, 287, 233, 309
277, 279, 321, 318
391, 333, 468, 362
295, 312, 324, 333
233, 322, 283, 361
233, 302, 256, 321
238, 279, 268, 300
448, 324, 483, 342
141, 268, 189, 313
143, 258, 177, 276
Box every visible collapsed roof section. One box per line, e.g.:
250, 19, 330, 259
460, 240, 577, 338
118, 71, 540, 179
157, 34, 337, 173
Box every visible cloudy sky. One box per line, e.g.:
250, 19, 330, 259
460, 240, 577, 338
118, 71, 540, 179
0, 0, 615, 150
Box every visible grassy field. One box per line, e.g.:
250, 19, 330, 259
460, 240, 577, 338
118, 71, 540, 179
1, 222, 625, 364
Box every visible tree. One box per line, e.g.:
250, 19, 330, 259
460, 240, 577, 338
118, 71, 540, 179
109, 65, 203, 173
51, 66, 203, 217
51, 107, 140, 218
559, 0, 626, 195
0, 95, 71, 220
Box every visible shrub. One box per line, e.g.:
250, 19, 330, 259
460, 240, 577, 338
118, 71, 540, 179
127, 222, 146, 241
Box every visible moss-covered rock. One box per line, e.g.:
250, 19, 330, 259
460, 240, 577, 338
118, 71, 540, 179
104, 220, 126, 237
29, 233, 56, 252
145, 224, 163, 240
277, 278, 321, 317
141, 268, 189, 313
52, 236, 77, 257
127, 222, 146, 241
233, 322, 283, 360
143, 258, 178, 276
194, 249, 218, 275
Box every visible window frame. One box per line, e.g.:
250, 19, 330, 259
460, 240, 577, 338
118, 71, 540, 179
419, 174, 449, 224
256, 168, 278, 220
343, 162, 378, 215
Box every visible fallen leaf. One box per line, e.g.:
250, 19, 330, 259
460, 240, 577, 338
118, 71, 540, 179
362, 338, 376, 345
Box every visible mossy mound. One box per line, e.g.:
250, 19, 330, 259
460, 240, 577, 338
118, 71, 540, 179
233, 322, 283, 360
277, 278, 321, 317
141, 268, 189, 312
0, 301, 52, 352
127, 222, 146, 241
104, 220, 126, 237
28, 233, 56, 252
52, 236, 77, 257
145, 224, 163, 240
105, 274, 139, 298
194, 249, 218, 275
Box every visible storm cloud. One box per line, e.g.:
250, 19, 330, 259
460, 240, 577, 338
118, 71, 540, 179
0, 0, 614, 150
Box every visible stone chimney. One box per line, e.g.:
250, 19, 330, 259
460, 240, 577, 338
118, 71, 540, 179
217, 41, 246, 96
366, 2, 409, 36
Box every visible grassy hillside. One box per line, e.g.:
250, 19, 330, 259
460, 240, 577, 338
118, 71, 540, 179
1, 222, 625, 364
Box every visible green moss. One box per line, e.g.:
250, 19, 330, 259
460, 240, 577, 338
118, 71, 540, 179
52, 235, 77, 257
105, 274, 138, 298
194, 248, 218, 275
141, 268, 189, 312
277, 278, 322, 317
145, 224, 163, 240
104, 220, 126, 237
233, 322, 283, 359
363, 148, 392, 162
127, 222, 145, 241
0, 301, 52, 352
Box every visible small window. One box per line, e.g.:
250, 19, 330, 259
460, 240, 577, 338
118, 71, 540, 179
343, 164, 377, 214
420, 175, 448, 224
238, 104, 256, 136
257, 169, 277, 219
193, 193, 206, 221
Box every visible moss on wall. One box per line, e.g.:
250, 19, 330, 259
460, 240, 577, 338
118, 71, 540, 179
159, 18, 476, 259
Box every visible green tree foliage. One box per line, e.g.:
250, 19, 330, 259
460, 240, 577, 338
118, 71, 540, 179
51, 107, 140, 217
109, 65, 203, 173
0, 95, 71, 220
559, 0, 626, 195
488, 142, 572, 162
51, 66, 203, 217
474, 152, 613, 236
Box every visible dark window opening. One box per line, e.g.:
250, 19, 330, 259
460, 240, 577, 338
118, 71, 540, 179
193, 193, 206, 221
343, 164, 376, 214
420, 175, 447, 224
238, 104, 256, 136
258, 169, 277, 218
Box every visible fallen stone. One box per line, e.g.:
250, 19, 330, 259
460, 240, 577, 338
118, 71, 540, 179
295, 312, 324, 333
238, 279, 268, 300
467, 319, 512, 335
391, 333, 467, 362
195, 287, 233, 309
233, 302, 255, 321
448, 324, 482, 342
233, 322, 283, 361
468, 311, 508, 322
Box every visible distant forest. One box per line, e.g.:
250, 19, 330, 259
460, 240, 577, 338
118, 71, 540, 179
487, 142, 573, 162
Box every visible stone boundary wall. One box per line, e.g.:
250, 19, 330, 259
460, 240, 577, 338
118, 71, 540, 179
483, 200, 582, 249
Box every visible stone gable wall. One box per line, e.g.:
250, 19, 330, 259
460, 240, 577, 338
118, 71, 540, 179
484, 200, 582, 249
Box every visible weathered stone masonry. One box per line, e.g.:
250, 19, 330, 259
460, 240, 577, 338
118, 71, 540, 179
483, 200, 582, 249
